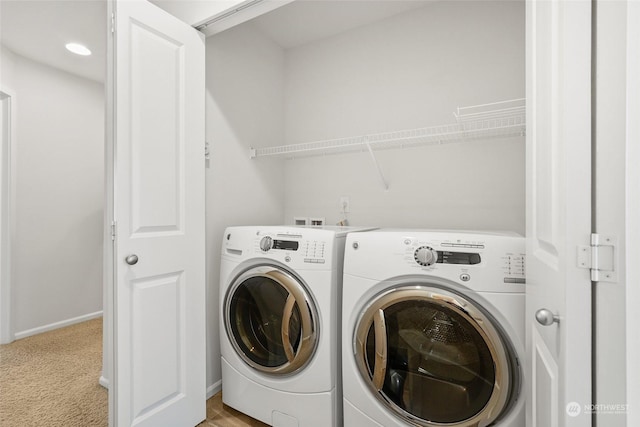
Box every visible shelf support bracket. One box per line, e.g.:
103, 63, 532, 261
363, 137, 389, 191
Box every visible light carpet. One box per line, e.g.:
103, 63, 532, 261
0, 318, 107, 426
0, 318, 268, 426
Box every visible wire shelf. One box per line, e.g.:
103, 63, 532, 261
250, 99, 526, 159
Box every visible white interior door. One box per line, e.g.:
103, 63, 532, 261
109, 0, 205, 425
525, 0, 592, 426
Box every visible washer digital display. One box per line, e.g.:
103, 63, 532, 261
437, 251, 481, 265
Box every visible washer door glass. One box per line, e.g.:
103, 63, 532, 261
354, 286, 518, 427
226, 266, 318, 375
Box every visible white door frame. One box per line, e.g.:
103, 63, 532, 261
0, 87, 16, 345
105, 3, 115, 425
625, 1, 640, 423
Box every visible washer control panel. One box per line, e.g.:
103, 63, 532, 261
414, 246, 438, 266
345, 230, 525, 292
400, 233, 525, 285
502, 254, 525, 283
259, 236, 273, 251
406, 237, 483, 268
411, 246, 482, 267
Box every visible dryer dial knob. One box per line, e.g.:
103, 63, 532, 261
414, 246, 437, 266
260, 236, 273, 252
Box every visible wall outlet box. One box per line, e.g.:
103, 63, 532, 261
309, 217, 325, 226
294, 217, 308, 226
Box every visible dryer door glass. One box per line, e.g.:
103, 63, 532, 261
354, 286, 518, 427
227, 267, 318, 375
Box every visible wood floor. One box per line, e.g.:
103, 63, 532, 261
202, 393, 269, 427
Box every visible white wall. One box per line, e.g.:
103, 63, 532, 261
205, 23, 285, 390
1, 45, 18, 86
282, 1, 525, 232
0, 46, 104, 338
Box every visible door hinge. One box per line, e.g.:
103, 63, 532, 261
111, 221, 117, 241
577, 233, 617, 282
111, 13, 115, 34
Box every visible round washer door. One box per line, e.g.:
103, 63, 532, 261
225, 265, 318, 375
354, 285, 520, 427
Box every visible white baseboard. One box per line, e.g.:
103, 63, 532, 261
207, 379, 222, 399
99, 375, 110, 389
14, 310, 103, 340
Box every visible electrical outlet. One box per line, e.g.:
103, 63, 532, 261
310, 217, 325, 226
340, 196, 350, 213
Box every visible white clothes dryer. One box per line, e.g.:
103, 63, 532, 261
220, 225, 374, 427
342, 230, 525, 427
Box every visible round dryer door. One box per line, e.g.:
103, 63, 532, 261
225, 265, 318, 375
354, 285, 520, 427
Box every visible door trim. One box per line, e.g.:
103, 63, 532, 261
105, 3, 116, 425
626, 1, 640, 423
0, 87, 16, 345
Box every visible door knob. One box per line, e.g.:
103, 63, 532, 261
535, 308, 559, 326
125, 254, 139, 265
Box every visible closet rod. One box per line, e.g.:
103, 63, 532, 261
195, 0, 264, 31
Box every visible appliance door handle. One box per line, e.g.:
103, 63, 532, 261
372, 308, 388, 391
267, 269, 316, 372
281, 293, 296, 363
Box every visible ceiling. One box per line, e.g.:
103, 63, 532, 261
0, 0, 430, 83
0, 0, 107, 83
248, 0, 431, 49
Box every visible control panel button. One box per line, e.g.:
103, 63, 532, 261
259, 236, 273, 252
414, 246, 438, 266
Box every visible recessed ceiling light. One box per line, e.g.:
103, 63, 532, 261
65, 43, 92, 56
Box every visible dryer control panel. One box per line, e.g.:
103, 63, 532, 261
222, 226, 374, 272
251, 230, 333, 267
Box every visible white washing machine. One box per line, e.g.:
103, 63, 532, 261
220, 225, 374, 427
342, 230, 525, 427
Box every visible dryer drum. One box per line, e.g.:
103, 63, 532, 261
354, 285, 518, 427
230, 278, 303, 367
225, 265, 319, 375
